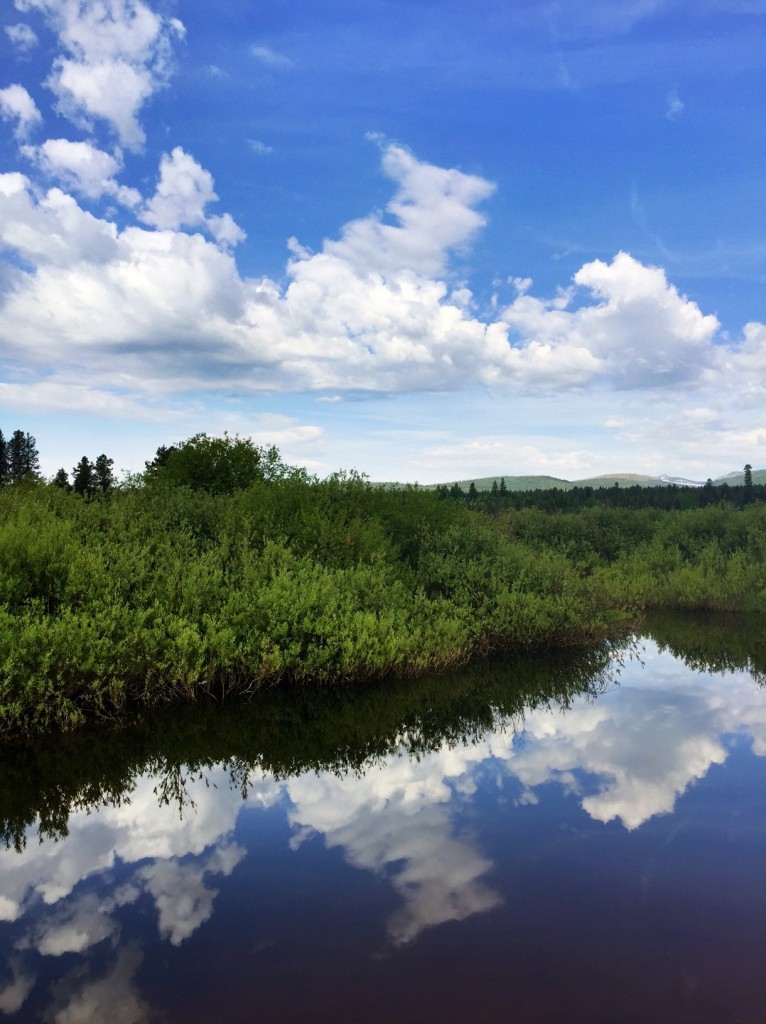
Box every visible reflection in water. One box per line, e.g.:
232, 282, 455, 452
2, 615, 766, 1022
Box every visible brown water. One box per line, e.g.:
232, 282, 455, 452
1, 616, 766, 1023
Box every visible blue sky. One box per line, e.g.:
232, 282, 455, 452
1, 0, 764, 482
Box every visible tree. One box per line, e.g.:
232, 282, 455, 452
72, 457, 96, 498
52, 468, 71, 491
490, 480, 499, 497
94, 454, 115, 493
499, 477, 508, 497
467, 481, 478, 500
0, 430, 6, 486
744, 464, 754, 505
144, 433, 287, 495
7, 430, 40, 483
144, 444, 178, 474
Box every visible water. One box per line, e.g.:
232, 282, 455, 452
1, 614, 766, 1023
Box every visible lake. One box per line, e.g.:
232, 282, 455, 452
1, 613, 766, 1023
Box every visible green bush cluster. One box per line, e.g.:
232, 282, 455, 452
0, 461, 764, 737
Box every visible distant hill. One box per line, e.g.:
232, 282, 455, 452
423, 468, 766, 493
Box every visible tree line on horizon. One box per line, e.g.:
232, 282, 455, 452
1, 425, 761, 511
437, 465, 760, 511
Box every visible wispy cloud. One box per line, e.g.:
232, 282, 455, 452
250, 44, 293, 69
247, 138, 273, 155
5, 23, 38, 53
665, 88, 685, 120
0, 84, 42, 139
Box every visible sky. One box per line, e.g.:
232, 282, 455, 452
0, 0, 765, 483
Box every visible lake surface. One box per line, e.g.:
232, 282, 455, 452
2, 614, 766, 1023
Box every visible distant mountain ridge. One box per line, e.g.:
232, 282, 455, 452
427, 468, 766, 493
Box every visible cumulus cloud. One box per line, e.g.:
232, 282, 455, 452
23, 0, 185, 149
21, 138, 141, 206
28, 892, 120, 956
5, 23, 39, 52
501, 252, 720, 389
0, 957, 35, 1015
0, 84, 42, 138
0, 136, 764, 453
49, 946, 149, 1024
140, 146, 245, 247
138, 840, 245, 946
285, 745, 502, 946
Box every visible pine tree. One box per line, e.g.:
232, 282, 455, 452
72, 457, 96, 498
94, 454, 115, 493
0, 430, 7, 486
7, 430, 40, 483
499, 477, 508, 496
744, 464, 754, 505
52, 468, 71, 490
467, 481, 478, 500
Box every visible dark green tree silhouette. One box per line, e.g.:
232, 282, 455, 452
0, 430, 7, 486
467, 481, 478, 500
72, 457, 96, 498
94, 454, 115, 493
7, 430, 40, 483
52, 468, 71, 490
144, 433, 286, 495
499, 477, 508, 497
744, 463, 754, 505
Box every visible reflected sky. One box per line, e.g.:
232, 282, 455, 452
2, 639, 766, 1022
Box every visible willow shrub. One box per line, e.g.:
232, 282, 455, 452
1, 479, 764, 737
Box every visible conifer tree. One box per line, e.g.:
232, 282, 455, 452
0, 430, 7, 486
94, 454, 115, 493
72, 457, 96, 498
7, 430, 40, 482
744, 464, 754, 505
52, 468, 71, 490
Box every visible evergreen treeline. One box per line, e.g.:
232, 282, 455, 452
438, 470, 762, 511
0, 433, 764, 738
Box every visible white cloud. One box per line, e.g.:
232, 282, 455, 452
21, 138, 141, 206
501, 251, 719, 390
0, 958, 34, 1014
247, 138, 273, 155
5, 23, 39, 52
0, 84, 42, 138
1, 135, 765, 484
24, 0, 185, 149
250, 44, 292, 68
665, 88, 684, 120
285, 744, 502, 946
138, 840, 245, 946
140, 147, 245, 247
50, 947, 149, 1024
30, 892, 120, 956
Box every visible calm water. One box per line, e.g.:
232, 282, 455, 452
2, 615, 766, 1023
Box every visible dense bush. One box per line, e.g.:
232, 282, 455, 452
0, 455, 764, 737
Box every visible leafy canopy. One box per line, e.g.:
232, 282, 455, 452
145, 433, 288, 495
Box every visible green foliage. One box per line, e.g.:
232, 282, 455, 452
145, 432, 287, 495
0, 456, 765, 740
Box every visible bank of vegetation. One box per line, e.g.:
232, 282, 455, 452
0, 432, 764, 738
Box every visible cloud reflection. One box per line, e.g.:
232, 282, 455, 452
2, 642, 766, 1018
